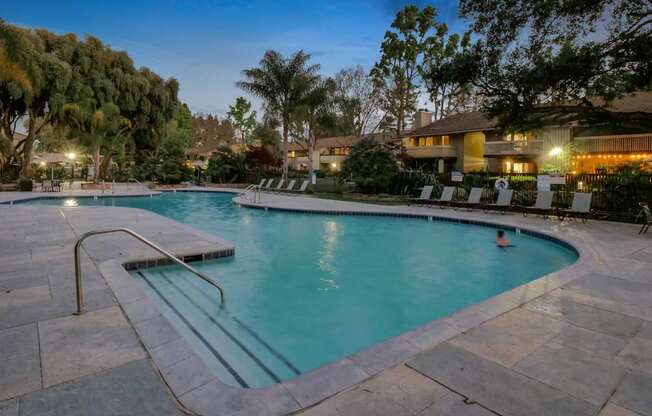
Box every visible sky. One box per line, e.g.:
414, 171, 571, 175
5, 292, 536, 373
1, 0, 464, 117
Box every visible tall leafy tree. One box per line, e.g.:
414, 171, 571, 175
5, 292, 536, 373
291, 77, 336, 177
459, 0, 652, 130
226, 96, 257, 148
419, 27, 477, 120
333, 66, 382, 135
237, 50, 319, 179
371, 5, 438, 137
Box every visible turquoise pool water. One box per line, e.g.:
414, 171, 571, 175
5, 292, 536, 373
24, 192, 577, 388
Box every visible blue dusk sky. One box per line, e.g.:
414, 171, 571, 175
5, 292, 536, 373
2, 1, 465, 117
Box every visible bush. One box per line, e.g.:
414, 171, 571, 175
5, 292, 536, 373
17, 177, 33, 191
206, 146, 247, 183
341, 138, 399, 193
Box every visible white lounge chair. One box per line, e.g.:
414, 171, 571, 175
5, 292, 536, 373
522, 191, 554, 218
263, 178, 275, 189
558, 192, 592, 222
409, 185, 433, 205
257, 178, 266, 187
429, 186, 455, 208
454, 187, 483, 210
290, 180, 309, 194
274, 179, 285, 191
284, 179, 296, 192
483, 189, 514, 214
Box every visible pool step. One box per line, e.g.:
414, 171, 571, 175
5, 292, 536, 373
136, 270, 300, 388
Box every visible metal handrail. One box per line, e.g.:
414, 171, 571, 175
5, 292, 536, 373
238, 184, 261, 203
73, 227, 225, 315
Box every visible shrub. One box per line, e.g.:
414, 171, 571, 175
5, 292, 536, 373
341, 138, 399, 193
17, 177, 33, 191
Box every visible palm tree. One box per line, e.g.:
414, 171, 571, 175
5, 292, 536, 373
293, 77, 336, 178
237, 50, 319, 180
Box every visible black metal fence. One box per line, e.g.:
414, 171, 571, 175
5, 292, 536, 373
391, 170, 652, 222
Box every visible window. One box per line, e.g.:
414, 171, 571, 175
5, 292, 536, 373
441, 135, 450, 145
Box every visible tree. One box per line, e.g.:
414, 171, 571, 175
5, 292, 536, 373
0, 22, 181, 178
371, 5, 438, 138
62, 102, 129, 179
226, 97, 257, 148
291, 77, 336, 178
189, 113, 233, 148
206, 145, 247, 183
459, 0, 652, 130
341, 137, 399, 193
333, 66, 382, 135
419, 27, 478, 120
237, 50, 320, 180
250, 121, 282, 160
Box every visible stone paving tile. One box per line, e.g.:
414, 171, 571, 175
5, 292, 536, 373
180, 379, 300, 416
148, 338, 196, 369
300, 365, 450, 416
0, 323, 38, 359
0, 274, 47, 292
38, 306, 145, 388
408, 342, 598, 416
0, 324, 41, 401
0, 399, 17, 416
132, 314, 182, 351
160, 353, 215, 396
0, 354, 41, 401
283, 358, 369, 407
638, 321, 652, 340
513, 342, 626, 405
611, 371, 652, 416
617, 337, 652, 375
564, 273, 652, 311
600, 403, 645, 416
350, 335, 421, 376
525, 293, 643, 338
550, 287, 652, 323
447, 308, 566, 367
593, 256, 652, 285
552, 324, 627, 360
418, 391, 496, 416
0, 286, 50, 311
17, 359, 182, 416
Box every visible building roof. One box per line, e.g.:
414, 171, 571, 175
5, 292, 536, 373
404, 111, 496, 138
287, 132, 395, 151
591, 91, 652, 114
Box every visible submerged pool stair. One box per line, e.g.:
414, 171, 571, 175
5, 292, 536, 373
137, 269, 302, 388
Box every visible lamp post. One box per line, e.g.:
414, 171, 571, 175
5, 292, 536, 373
67, 152, 76, 180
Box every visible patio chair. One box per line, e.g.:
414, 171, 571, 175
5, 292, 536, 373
272, 179, 285, 192
263, 178, 275, 189
429, 186, 455, 208
42, 179, 53, 192
289, 180, 310, 195
454, 187, 483, 210
557, 192, 593, 223
482, 189, 514, 214
638, 203, 651, 235
409, 185, 433, 205
257, 178, 266, 187
52, 180, 62, 192
522, 191, 554, 218
284, 179, 296, 192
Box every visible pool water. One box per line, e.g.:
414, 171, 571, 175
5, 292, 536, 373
24, 192, 577, 388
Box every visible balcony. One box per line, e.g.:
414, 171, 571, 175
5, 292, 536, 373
573, 133, 652, 154
320, 155, 347, 164
405, 145, 457, 159
484, 140, 544, 156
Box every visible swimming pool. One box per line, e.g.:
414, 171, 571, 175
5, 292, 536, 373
24, 192, 577, 388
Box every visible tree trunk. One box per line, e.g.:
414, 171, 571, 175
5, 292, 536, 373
282, 121, 289, 181
308, 130, 315, 180
99, 153, 114, 179
93, 146, 101, 181
19, 118, 36, 177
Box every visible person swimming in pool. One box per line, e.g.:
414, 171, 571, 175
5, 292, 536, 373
496, 230, 513, 248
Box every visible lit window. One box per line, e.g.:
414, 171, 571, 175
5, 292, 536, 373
442, 135, 450, 145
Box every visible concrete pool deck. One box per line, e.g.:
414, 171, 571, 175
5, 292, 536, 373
0, 188, 650, 415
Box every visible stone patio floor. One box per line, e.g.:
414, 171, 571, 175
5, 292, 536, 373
0, 188, 651, 416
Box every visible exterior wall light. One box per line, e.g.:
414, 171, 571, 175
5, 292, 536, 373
548, 146, 563, 157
